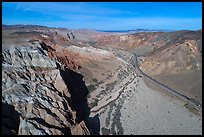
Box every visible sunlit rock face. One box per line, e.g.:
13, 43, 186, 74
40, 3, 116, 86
2, 42, 90, 135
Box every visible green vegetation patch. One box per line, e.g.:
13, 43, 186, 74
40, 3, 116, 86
89, 98, 99, 108
92, 78, 98, 83
87, 84, 96, 93
87, 84, 97, 98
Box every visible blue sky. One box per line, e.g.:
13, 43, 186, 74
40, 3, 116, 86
2, 2, 202, 30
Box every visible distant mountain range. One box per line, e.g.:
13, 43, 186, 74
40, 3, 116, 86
2, 24, 48, 28
96, 29, 174, 33
3, 24, 200, 34
2, 24, 173, 33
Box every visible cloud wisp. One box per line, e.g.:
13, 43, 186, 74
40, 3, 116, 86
2, 2, 202, 30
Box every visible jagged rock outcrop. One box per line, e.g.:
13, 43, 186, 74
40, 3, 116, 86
67, 32, 75, 40
2, 41, 90, 135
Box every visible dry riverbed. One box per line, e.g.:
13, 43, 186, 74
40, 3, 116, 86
90, 74, 202, 135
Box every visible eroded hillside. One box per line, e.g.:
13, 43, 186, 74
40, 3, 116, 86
95, 30, 202, 103
2, 25, 202, 135
2, 27, 91, 135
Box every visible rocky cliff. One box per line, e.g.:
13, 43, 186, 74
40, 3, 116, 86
2, 40, 90, 135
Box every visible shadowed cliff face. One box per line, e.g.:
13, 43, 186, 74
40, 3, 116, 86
2, 40, 92, 135
56, 63, 101, 135
57, 63, 90, 123
40, 41, 100, 135
2, 102, 21, 135
39, 41, 90, 123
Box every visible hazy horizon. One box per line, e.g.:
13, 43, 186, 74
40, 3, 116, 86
2, 24, 201, 32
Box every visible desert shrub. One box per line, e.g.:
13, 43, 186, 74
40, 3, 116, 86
89, 98, 99, 108
102, 127, 110, 135
92, 78, 98, 83
87, 84, 96, 98
87, 84, 96, 93
88, 41, 96, 45
87, 94, 91, 98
